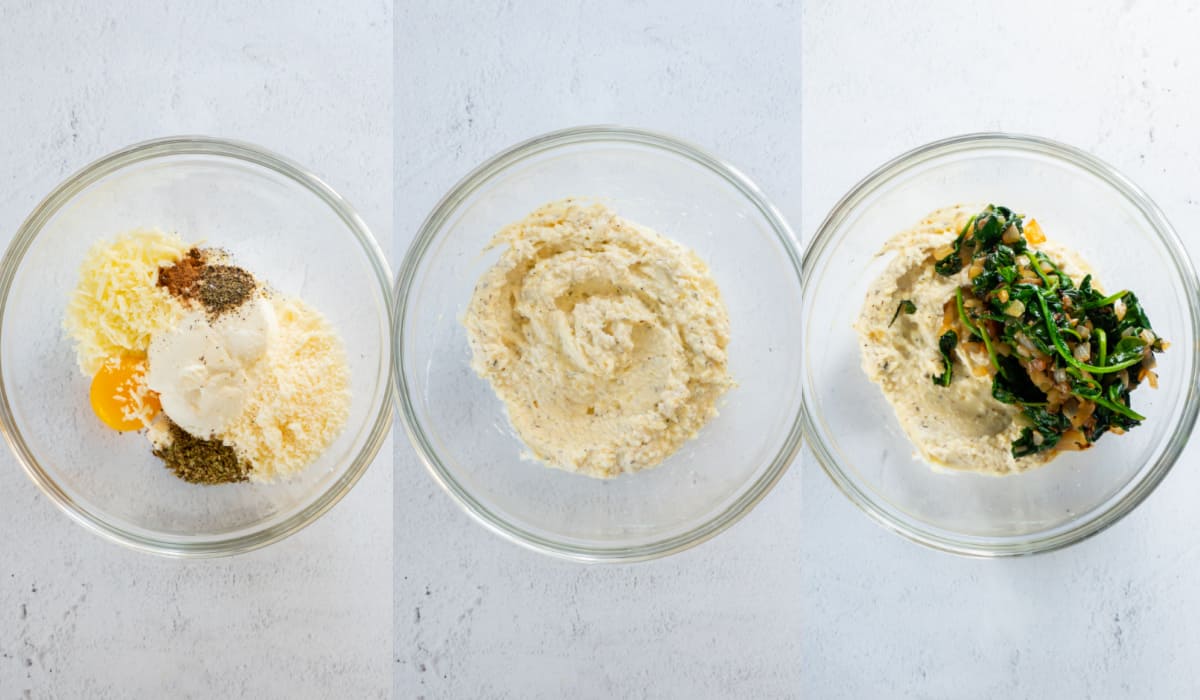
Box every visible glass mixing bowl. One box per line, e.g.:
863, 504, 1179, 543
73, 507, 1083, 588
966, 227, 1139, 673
394, 126, 804, 561
802, 133, 1199, 556
0, 137, 393, 557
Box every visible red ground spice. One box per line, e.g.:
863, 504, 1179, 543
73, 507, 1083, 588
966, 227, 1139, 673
157, 248, 206, 301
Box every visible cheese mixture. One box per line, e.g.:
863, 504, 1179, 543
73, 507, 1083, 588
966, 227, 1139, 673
463, 199, 734, 479
65, 228, 350, 484
855, 205, 1094, 475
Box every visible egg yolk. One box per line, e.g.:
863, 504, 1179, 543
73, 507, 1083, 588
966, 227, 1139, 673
89, 354, 160, 431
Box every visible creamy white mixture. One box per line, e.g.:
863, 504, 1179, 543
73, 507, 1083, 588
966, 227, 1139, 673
463, 199, 734, 479
855, 205, 1091, 475
147, 296, 277, 439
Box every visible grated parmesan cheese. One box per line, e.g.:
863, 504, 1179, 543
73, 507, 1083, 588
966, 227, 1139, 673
65, 229, 190, 375
224, 295, 351, 482
114, 359, 158, 429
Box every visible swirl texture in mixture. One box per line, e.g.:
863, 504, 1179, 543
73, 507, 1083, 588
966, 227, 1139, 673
463, 199, 733, 478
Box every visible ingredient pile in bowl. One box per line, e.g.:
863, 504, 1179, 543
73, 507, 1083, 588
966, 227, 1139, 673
856, 204, 1167, 475
65, 229, 351, 485
463, 199, 734, 479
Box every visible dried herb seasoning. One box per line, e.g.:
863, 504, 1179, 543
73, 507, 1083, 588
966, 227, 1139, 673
153, 421, 251, 485
199, 264, 256, 317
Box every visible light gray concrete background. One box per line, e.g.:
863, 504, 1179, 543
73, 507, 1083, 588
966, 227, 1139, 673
8, 1, 1199, 698
801, 1, 1200, 697
0, 2, 393, 698
394, 2, 803, 698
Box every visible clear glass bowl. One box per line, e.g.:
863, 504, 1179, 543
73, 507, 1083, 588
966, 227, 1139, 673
394, 126, 804, 561
0, 137, 393, 557
802, 133, 1200, 556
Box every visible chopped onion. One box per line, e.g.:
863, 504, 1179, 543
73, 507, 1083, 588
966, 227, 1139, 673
1060, 429, 1087, 450
1073, 343, 1091, 362
1114, 298, 1127, 321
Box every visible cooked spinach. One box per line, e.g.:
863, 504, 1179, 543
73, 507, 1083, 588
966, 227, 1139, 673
991, 355, 1045, 406
889, 299, 917, 327
933, 216, 974, 276
931, 330, 958, 387
1012, 406, 1072, 458
929, 204, 1166, 459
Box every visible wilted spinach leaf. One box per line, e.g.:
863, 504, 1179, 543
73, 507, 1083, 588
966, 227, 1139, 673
931, 330, 958, 387
889, 299, 917, 327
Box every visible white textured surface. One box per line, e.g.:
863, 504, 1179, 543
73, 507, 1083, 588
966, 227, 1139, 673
0, 3, 392, 698
801, 1, 1200, 697
395, 2, 802, 698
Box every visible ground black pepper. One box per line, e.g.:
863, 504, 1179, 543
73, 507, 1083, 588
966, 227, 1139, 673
153, 421, 251, 485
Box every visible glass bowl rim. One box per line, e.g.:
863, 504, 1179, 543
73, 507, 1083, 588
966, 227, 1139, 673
393, 124, 805, 563
801, 131, 1200, 557
0, 135, 395, 558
